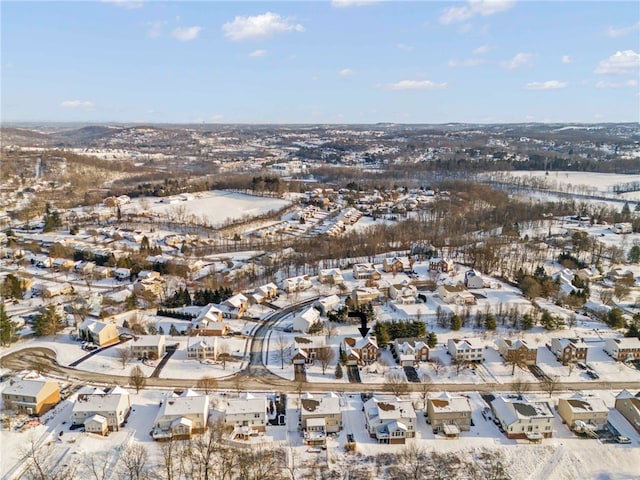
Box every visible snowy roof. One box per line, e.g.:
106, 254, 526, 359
561, 395, 608, 414
3, 378, 57, 397
73, 392, 130, 413
492, 396, 554, 426
365, 396, 415, 421
429, 394, 471, 414
131, 335, 165, 348
301, 392, 341, 416
226, 395, 267, 416
157, 392, 209, 419
85, 414, 107, 425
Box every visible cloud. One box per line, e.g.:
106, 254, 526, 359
595, 79, 638, 88
396, 43, 414, 51
249, 49, 268, 57
606, 22, 640, 38
101, 0, 144, 9
594, 50, 640, 75
331, 0, 380, 6
222, 12, 304, 41
473, 44, 491, 54
339, 68, 355, 76
171, 26, 202, 42
380, 80, 448, 91
524, 80, 568, 90
448, 58, 485, 67
440, 0, 514, 25
500, 52, 533, 69
561, 55, 572, 64
59, 100, 95, 109
147, 21, 167, 39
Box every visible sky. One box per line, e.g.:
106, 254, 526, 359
1, 0, 639, 124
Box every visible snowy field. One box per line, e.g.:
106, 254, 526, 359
496, 171, 640, 200
120, 190, 291, 227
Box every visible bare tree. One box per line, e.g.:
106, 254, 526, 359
315, 346, 335, 375
432, 357, 445, 376
117, 347, 132, 370
600, 288, 614, 306
467, 449, 512, 480
129, 365, 146, 393
275, 333, 288, 370
119, 443, 149, 480
384, 370, 409, 397
197, 376, 218, 395
420, 377, 434, 410
217, 342, 231, 370
159, 434, 187, 480
541, 375, 560, 398
511, 377, 530, 396
19, 436, 77, 480
84, 449, 117, 480
323, 321, 338, 340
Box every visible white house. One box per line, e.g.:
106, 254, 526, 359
491, 396, 554, 440
224, 393, 268, 437
313, 295, 341, 316
191, 304, 227, 336
152, 389, 209, 440
447, 338, 484, 363
363, 395, 416, 444
292, 306, 321, 333
464, 270, 484, 289
604, 337, 640, 362
282, 275, 312, 293
300, 392, 342, 446
187, 337, 217, 360
71, 386, 131, 432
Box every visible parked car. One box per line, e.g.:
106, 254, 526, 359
616, 436, 631, 444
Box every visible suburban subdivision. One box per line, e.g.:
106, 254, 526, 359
1, 122, 639, 480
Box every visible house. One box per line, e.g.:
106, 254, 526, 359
291, 336, 327, 365
614, 390, 640, 433
152, 389, 209, 440
71, 386, 131, 432
607, 267, 634, 283
130, 335, 166, 360
429, 257, 454, 273
497, 338, 538, 365
557, 394, 609, 432
78, 319, 119, 347
292, 306, 321, 333
363, 395, 416, 444
282, 275, 312, 293
84, 414, 109, 436
133, 279, 164, 299
300, 392, 342, 445
191, 304, 227, 336
187, 337, 217, 360
576, 267, 602, 283
2, 378, 60, 416
352, 264, 381, 280
114, 268, 131, 281
389, 284, 418, 304
342, 336, 379, 365
382, 257, 411, 273
224, 393, 268, 437
426, 393, 472, 436
464, 270, 484, 289
313, 295, 341, 316
550, 338, 588, 365
318, 269, 344, 285
491, 396, 554, 440
249, 283, 279, 304
447, 338, 484, 363
42, 283, 74, 298
604, 337, 640, 361
52, 258, 75, 271
392, 338, 430, 366
612, 222, 633, 234
351, 287, 381, 307
221, 293, 248, 318
552, 268, 579, 296
437, 285, 476, 305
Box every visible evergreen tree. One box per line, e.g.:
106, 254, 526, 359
451, 315, 462, 331
335, 363, 343, 379
521, 314, 535, 330
33, 305, 65, 336
606, 308, 625, 329
125, 293, 138, 311
485, 314, 497, 330
427, 331, 438, 349
169, 324, 179, 336
0, 304, 18, 346
540, 311, 557, 330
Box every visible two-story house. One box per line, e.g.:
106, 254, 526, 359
392, 338, 430, 366
191, 304, 227, 336
2, 378, 60, 416
615, 390, 640, 433
497, 338, 538, 366
300, 392, 342, 446
557, 394, 609, 432
429, 258, 454, 273
426, 393, 472, 436
491, 396, 554, 440
447, 338, 484, 363
352, 264, 382, 281
78, 319, 119, 347
604, 337, 640, 361
363, 395, 416, 444
130, 335, 166, 361
152, 389, 209, 440
342, 336, 379, 366
550, 338, 588, 365
224, 393, 268, 438
71, 386, 131, 434
437, 285, 477, 305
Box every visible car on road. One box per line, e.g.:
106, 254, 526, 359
616, 436, 631, 444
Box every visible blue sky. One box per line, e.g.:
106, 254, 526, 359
2, 1, 639, 123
